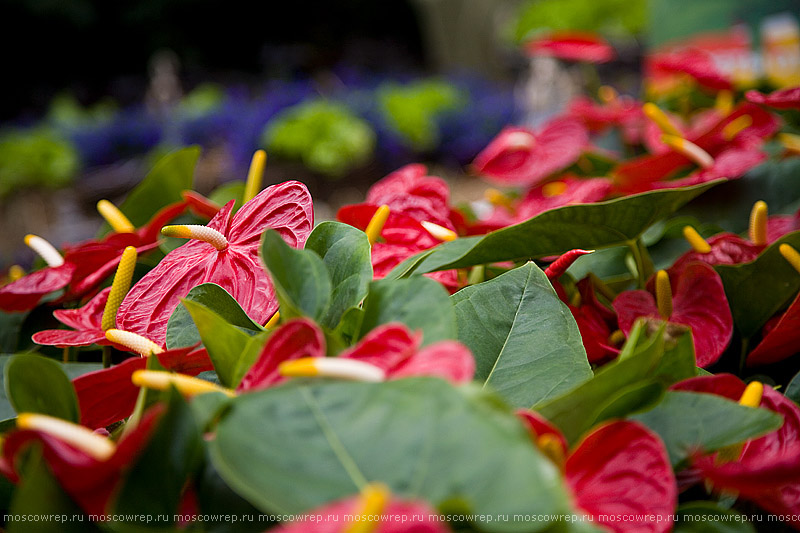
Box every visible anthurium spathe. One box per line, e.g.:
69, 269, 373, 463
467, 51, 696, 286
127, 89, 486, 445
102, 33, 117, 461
672, 374, 800, 525
31, 287, 112, 347
237, 318, 474, 392
0, 409, 162, 516
524, 31, 615, 63
515, 177, 613, 221
116, 181, 313, 343
517, 410, 676, 533
274, 483, 451, 533
746, 86, 800, 110
567, 92, 644, 145
613, 264, 733, 367
472, 117, 589, 187
646, 48, 732, 92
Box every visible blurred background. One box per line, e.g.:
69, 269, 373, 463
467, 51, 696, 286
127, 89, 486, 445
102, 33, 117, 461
1, 0, 798, 268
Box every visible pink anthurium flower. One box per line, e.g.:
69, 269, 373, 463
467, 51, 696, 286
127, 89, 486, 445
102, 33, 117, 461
116, 181, 313, 343
472, 117, 589, 187
525, 31, 615, 63
274, 483, 451, 533
746, 86, 800, 110
0, 408, 163, 516
517, 410, 676, 533
237, 318, 474, 392
613, 264, 733, 367
672, 374, 800, 524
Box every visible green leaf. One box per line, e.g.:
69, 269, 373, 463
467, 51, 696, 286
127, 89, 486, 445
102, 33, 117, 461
674, 502, 756, 533
166, 283, 263, 349
358, 277, 456, 346
104, 146, 199, 233
390, 180, 719, 276
182, 299, 265, 388
7, 447, 98, 533
261, 229, 331, 320
716, 232, 800, 338
4, 354, 79, 423
534, 320, 665, 443
209, 181, 245, 213
0, 311, 28, 353
210, 378, 571, 532
112, 389, 203, 529
305, 222, 373, 329
452, 263, 592, 407
590, 380, 665, 425
787, 370, 800, 405
630, 391, 784, 466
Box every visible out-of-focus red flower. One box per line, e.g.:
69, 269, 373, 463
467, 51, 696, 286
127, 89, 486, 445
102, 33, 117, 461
274, 484, 451, 533
0, 408, 163, 516
472, 118, 589, 187
613, 263, 732, 367
117, 182, 313, 344
237, 318, 474, 392
567, 95, 645, 144
646, 48, 732, 91
516, 177, 613, 221
525, 31, 615, 63
672, 374, 800, 524
518, 410, 676, 533
746, 86, 800, 110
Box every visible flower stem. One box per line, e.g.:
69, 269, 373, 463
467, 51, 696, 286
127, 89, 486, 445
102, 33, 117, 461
629, 239, 654, 289
102, 345, 112, 369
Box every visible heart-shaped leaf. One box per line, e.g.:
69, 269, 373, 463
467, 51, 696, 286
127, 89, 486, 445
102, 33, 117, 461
4, 354, 79, 423
452, 262, 591, 407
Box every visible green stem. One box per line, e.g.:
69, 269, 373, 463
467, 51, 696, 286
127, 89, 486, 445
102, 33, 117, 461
62, 347, 70, 364
628, 239, 654, 289
102, 345, 112, 369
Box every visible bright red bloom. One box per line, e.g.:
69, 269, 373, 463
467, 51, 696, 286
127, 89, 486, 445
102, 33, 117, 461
746, 86, 800, 110
117, 182, 313, 344
650, 148, 767, 191
646, 48, 732, 91
671, 233, 762, 274
0, 407, 163, 516
613, 263, 733, 367
73, 345, 213, 430
567, 95, 644, 144
747, 290, 800, 366
518, 411, 676, 533
515, 177, 613, 221
31, 288, 111, 347
237, 318, 474, 392
525, 31, 615, 63
472, 118, 589, 187
274, 488, 450, 533
566, 279, 619, 364
672, 374, 800, 524
0, 263, 76, 312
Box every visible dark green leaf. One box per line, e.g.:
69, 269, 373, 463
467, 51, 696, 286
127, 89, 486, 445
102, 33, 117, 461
630, 391, 783, 466
452, 263, 592, 407
305, 221, 372, 329
4, 354, 79, 422
590, 380, 665, 426
210, 379, 571, 532
166, 283, 263, 349
112, 389, 203, 528
261, 229, 331, 320
787, 370, 800, 405
0, 311, 28, 353
358, 277, 456, 346
674, 502, 756, 533
716, 232, 800, 338
182, 299, 265, 388
390, 181, 719, 276
7, 447, 97, 533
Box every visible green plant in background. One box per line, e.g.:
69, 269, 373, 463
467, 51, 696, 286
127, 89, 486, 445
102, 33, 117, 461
377, 80, 465, 151
512, 0, 646, 42
261, 100, 375, 178
179, 83, 225, 118
46, 94, 117, 128
0, 129, 79, 197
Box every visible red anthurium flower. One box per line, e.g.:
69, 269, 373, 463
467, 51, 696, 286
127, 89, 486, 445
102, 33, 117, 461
517, 410, 676, 533
0, 408, 163, 516
567, 94, 644, 145
525, 31, 615, 63
515, 177, 613, 222
672, 375, 800, 523
747, 290, 800, 366
73, 344, 213, 430
746, 86, 800, 110
274, 483, 451, 533
649, 147, 766, 191
646, 48, 732, 91
116, 181, 313, 344
472, 117, 589, 187
613, 264, 733, 367
31, 288, 112, 347
238, 318, 474, 392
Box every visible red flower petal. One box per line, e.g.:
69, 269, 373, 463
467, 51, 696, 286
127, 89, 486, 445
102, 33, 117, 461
74, 357, 147, 429
515, 409, 569, 456
237, 318, 326, 392
747, 291, 800, 366
365, 164, 453, 228
339, 323, 419, 371
389, 341, 475, 384
0, 264, 75, 312
516, 177, 612, 221
567, 420, 676, 533
32, 329, 107, 348
228, 181, 313, 248
746, 86, 800, 110
648, 48, 732, 91
525, 31, 615, 63
473, 118, 589, 186
51, 287, 109, 331
670, 233, 762, 274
